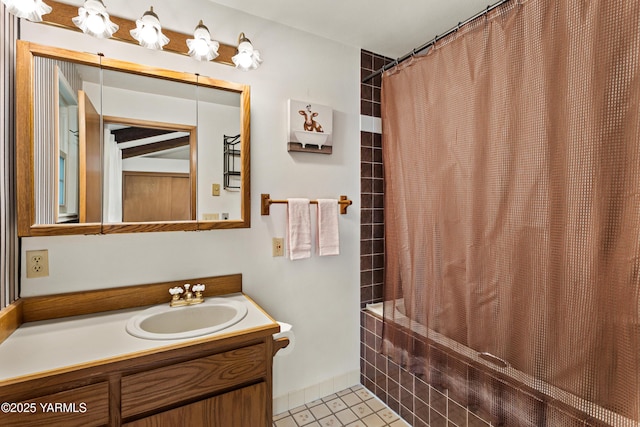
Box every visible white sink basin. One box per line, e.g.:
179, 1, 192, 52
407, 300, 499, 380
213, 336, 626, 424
126, 298, 248, 340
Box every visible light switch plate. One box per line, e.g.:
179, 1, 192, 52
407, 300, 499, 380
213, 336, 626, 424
212, 184, 220, 196
272, 238, 284, 257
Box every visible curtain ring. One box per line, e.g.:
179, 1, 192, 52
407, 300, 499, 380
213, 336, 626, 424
429, 34, 438, 50
385, 59, 400, 76
410, 49, 419, 64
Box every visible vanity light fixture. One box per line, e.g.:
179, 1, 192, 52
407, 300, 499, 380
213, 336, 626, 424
130, 6, 169, 50
1, 0, 52, 21
72, 0, 118, 39
232, 32, 262, 71
186, 20, 219, 61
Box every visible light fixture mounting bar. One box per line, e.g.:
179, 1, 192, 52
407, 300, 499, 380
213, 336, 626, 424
39, 0, 236, 66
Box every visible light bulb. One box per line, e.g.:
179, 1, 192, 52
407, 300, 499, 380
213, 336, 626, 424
236, 52, 253, 69
140, 25, 158, 45
85, 13, 105, 34
191, 38, 209, 56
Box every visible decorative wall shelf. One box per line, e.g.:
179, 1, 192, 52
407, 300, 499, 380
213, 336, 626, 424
223, 134, 241, 190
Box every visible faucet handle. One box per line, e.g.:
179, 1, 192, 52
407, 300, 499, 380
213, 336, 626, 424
193, 284, 205, 293
169, 287, 183, 296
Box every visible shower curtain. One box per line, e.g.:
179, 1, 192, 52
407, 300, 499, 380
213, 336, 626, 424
382, 0, 640, 422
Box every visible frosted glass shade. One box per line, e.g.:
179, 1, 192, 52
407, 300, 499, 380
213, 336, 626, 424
232, 33, 262, 71
186, 21, 219, 61
72, 0, 119, 39
1, 0, 52, 22
130, 6, 169, 50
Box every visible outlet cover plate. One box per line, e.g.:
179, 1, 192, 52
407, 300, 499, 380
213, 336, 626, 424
26, 249, 49, 278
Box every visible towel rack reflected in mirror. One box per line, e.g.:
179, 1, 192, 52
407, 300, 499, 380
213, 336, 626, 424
261, 194, 353, 216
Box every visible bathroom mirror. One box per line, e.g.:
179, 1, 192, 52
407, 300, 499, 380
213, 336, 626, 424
16, 41, 251, 236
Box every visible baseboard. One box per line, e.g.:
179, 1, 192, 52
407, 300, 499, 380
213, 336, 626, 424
273, 369, 361, 415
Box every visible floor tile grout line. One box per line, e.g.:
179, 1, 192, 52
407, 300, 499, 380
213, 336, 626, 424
274, 384, 409, 427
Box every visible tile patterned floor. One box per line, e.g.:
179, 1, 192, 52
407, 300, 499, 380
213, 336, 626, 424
273, 385, 410, 427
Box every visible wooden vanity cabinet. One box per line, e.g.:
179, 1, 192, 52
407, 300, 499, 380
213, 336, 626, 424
0, 335, 277, 427
0, 277, 282, 427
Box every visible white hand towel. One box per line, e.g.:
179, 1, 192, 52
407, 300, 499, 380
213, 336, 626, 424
317, 199, 340, 256
287, 198, 311, 260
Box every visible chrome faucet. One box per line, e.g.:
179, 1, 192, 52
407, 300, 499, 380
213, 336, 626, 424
169, 283, 205, 307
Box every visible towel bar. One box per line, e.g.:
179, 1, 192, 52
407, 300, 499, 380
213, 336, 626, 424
261, 194, 352, 215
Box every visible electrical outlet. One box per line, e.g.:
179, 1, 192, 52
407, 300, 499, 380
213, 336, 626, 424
272, 238, 284, 257
203, 213, 220, 220
26, 249, 49, 278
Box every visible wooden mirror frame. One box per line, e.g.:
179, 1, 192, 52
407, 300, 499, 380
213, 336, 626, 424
16, 41, 251, 236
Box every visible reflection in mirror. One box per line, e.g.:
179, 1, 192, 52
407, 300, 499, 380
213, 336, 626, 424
100, 69, 197, 223
55, 67, 79, 223
196, 84, 241, 221
104, 118, 195, 222
34, 56, 101, 225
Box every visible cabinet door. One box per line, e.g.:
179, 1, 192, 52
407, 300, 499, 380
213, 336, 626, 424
0, 382, 109, 427
122, 172, 190, 221
123, 382, 267, 427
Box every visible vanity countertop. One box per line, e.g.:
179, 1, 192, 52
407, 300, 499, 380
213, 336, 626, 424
0, 293, 276, 383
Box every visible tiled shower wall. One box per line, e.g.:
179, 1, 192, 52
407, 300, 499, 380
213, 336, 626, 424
360, 50, 386, 309
359, 50, 609, 427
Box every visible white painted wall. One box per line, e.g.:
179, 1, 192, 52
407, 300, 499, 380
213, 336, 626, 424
18, 0, 360, 405
197, 100, 242, 220
100, 85, 197, 126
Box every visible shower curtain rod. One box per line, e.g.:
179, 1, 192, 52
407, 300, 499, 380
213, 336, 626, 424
362, 0, 513, 83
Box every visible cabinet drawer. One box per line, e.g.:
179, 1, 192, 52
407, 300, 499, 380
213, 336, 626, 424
123, 382, 267, 427
121, 343, 266, 419
0, 382, 109, 427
